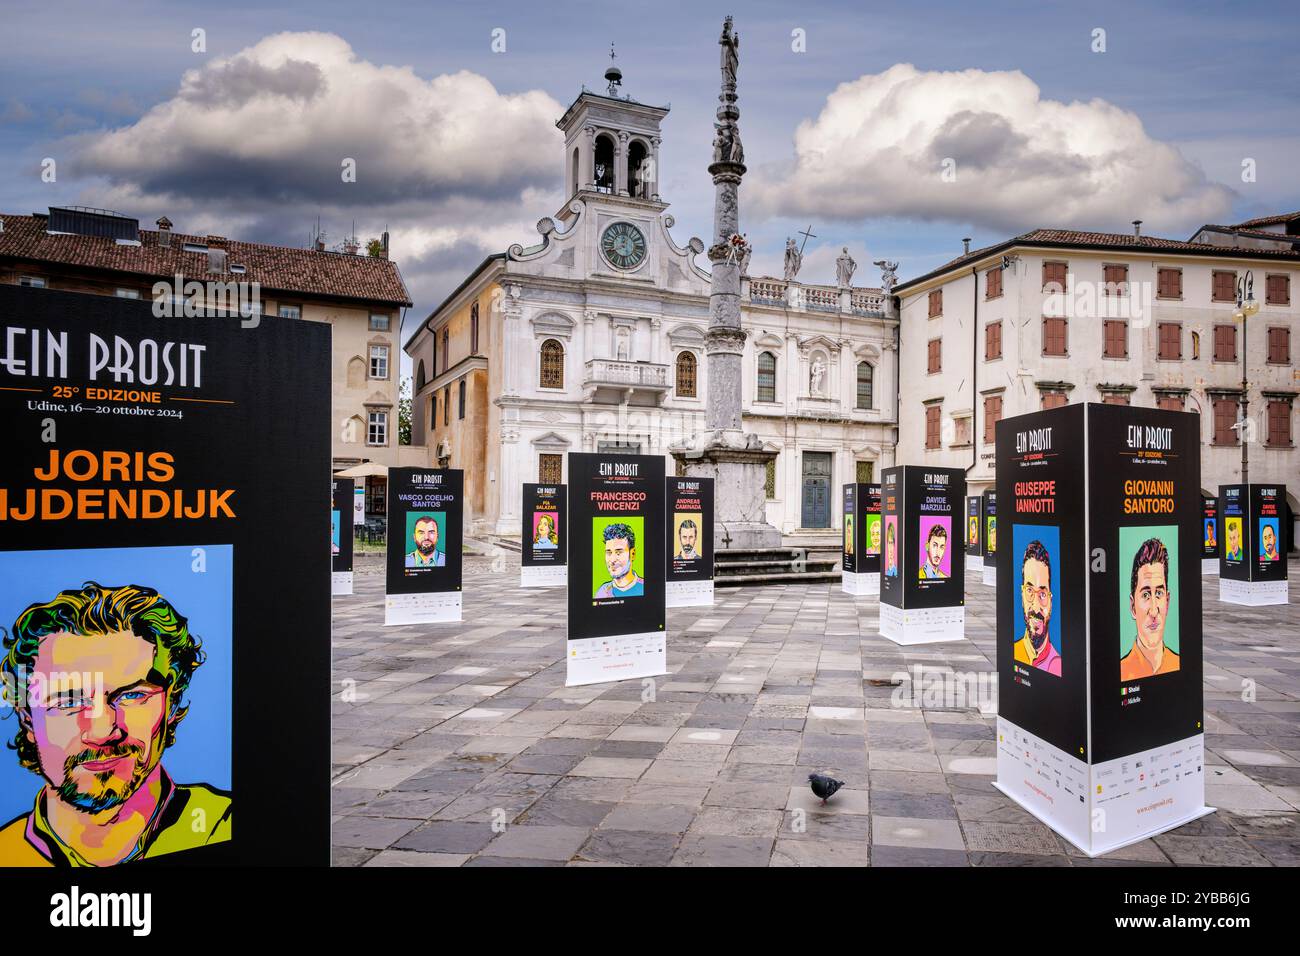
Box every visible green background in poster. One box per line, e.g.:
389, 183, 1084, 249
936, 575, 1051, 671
863, 512, 882, 554
404, 509, 447, 559
1118, 524, 1180, 657
591, 516, 645, 596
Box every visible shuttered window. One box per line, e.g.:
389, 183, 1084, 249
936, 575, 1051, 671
986, 266, 1003, 299
1158, 322, 1181, 360
1212, 270, 1236, 303
1267, 327, 1290, 364
983, 394, 1002, 445
985, 320, 1002, 360
1042, 261, 1068, 293
1213, 324, 1236, 362
1266, 274, 1290, 305
1042, 316, 1068, 356
1157, 268, 1182, 299
1212, 398, 1239, 446
1103, 320, 1127, 358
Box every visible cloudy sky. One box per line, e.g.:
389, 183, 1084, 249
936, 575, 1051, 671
2, 0, 1297, 368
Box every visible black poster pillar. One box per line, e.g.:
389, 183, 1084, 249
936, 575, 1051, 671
1201, 495, 1219, 576
385, 468, 464, 624
982, 490, 998, 587
1219, 483, 1289, 605
965, 495, 985, 570
0, 285, 330, 866
878, 466, 966, 644
842, 482, 881, 595
332, 477, 355, 595
666, 476, 714, 608
521, 483, 567, 588
994, 403, 1209, 857
566, 453, 666, 686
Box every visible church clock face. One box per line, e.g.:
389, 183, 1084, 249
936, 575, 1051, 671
600, 221, 647, 270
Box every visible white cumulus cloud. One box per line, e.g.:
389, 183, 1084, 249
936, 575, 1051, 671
750, 63, 1234, 234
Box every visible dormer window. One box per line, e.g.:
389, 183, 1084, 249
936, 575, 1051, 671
182, 242, 208, 254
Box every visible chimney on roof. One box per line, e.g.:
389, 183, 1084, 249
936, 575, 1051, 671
156, 216, 173, 247
313, 230, 327, 252
962, 237, 971, 255
1132, 220, 1142, 238
381, 230, 390, 260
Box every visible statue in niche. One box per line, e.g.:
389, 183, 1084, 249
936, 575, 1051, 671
810, 357, 826, 395
615, 328, 630, 361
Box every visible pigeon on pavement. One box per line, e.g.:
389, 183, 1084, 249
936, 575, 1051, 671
808, 772, 845, 805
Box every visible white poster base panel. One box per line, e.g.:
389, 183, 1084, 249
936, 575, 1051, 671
982, 564, 996, 587
995, 717, 1213, 857
566, 631, 667, 687
331, 571, 353, 596
1219, 577, 1288, 606
384, 591, 462, 625
666, 580, 714, 607
967, 555, 984, 571
521, 565, 567, 588
879, 602, 965, 645
841, 572, 879, 596
1201, 558, 1218, 575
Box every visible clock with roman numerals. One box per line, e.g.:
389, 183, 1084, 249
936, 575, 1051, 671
600, 221, 647, 270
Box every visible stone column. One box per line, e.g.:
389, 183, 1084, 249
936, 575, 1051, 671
670, 16, 780, 549
616, 131, 629, 197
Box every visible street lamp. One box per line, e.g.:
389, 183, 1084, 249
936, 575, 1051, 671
1233, 271, 1260, 483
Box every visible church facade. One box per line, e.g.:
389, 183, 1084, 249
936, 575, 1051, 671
405, 83, 898, 538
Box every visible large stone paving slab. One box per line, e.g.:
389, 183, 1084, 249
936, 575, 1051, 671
330, 555, 1299, 865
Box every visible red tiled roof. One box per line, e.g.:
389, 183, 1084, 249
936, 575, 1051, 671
0, 213, 412, 307
1230, 211, 1300, 229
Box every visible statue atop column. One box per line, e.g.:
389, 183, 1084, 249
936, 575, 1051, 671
720, 16, 739, 89
783, 237, 803, 282
836, 247, 857, 288
671, 17, 780, 549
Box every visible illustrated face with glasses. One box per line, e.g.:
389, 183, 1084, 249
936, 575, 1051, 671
1020, 554, 1054, 651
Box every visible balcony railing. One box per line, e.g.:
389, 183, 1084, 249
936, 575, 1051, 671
584, 359, 670, 389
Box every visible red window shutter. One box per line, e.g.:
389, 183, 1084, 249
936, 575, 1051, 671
929, 289, 943, 317
925, 405, 941, 448
1043, 261, 1067, 292
1042, 391, 1067, 410
1212, 271, 1236, 302
1157, 268, 1181, 299
986, 267, 1002, 299
1266, 274, 1290, 305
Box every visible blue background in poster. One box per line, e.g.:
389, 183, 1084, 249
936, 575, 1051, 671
0, 545, 232, 823
1011, 524, 1062, 657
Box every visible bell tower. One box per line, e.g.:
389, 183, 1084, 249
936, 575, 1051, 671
555, 51, 670, 216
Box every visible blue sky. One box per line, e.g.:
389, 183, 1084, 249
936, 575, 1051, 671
2, 0, 1297, 364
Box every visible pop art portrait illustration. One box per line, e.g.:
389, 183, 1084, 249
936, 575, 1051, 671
1, 581, 232, 867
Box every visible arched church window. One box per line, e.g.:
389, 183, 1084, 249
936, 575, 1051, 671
757, 351, 777, 403
416, 360, 427, 391
540, 339, 565, 389
628, 140, 649, 198
594, 134, 615, 193
572, 146, 580, 196
856, 362, 874, 409
675, 351, 697, 398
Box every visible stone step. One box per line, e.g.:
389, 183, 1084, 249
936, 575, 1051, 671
715, 559, 837, 574
716, 571, 842, 587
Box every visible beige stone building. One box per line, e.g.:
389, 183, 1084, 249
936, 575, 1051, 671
0, 206, 421, 516
892, 214, 1299, 541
